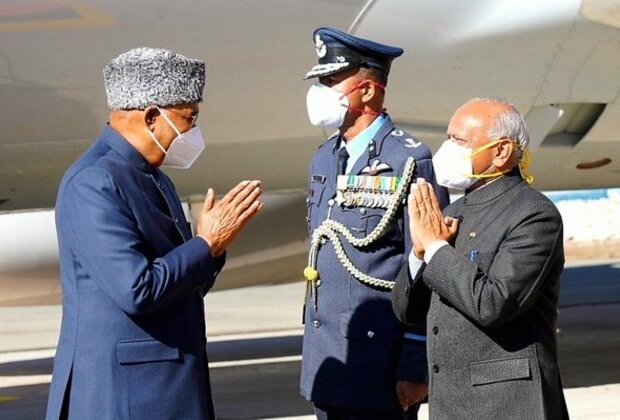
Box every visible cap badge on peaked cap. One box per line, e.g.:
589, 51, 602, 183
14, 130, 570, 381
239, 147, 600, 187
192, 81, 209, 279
304, 27, 404, 80
315, 34, 327, 58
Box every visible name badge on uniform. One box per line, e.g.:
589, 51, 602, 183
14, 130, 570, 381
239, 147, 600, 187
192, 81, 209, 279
335, 175, 401, 208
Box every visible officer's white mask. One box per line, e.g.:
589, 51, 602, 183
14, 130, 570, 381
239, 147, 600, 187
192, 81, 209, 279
432, 139, 511, 190
147, 107, 205, 169
306, 83, 349, 128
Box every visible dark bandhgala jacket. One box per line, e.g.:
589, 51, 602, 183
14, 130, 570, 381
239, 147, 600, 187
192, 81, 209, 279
46, 125, 224, 420
393, 170, 569, 419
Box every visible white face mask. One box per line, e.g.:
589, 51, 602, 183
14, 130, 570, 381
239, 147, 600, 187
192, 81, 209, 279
148, 107, 205, 169
433, 139, 512, 190
432, 140, 478, 190
306, 83, 349, 128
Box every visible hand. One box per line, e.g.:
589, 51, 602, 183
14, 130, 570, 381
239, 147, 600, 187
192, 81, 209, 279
396, 380, 428, 411
196, 180, 264, 256
408, 178, 458, 257
412, 231, 425, 261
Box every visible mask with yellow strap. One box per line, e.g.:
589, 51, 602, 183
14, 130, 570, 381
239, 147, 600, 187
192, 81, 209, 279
432, 138, 534, 190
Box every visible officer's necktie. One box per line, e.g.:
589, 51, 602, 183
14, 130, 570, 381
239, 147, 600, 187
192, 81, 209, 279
337, 147, 349, 176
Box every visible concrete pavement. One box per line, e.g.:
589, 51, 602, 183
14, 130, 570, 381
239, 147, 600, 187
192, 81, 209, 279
1, 259, 619, 419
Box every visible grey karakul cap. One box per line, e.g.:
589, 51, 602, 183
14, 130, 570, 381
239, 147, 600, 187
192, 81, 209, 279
104, 47, 206, 110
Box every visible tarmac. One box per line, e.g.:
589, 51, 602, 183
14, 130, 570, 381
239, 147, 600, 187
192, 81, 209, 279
0, 258, 619, 419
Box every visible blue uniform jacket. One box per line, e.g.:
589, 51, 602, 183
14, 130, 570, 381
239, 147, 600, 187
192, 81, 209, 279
46, 125, 224, 420
300, 116, 449, 410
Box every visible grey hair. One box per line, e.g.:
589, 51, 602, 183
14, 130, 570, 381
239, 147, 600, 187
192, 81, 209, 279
468, 97, 529, 162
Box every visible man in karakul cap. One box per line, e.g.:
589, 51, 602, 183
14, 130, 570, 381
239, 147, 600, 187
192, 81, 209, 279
46, 47, 263, 420
300, 27, 449, 419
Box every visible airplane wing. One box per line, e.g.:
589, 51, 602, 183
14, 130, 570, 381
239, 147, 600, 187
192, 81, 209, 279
355, 0, 620, 191
1, 0, 619, 305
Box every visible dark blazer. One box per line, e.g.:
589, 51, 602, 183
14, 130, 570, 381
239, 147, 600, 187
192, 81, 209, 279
46, 126, 224, 420
301, 116, 449, 410
393, 170, 569, 419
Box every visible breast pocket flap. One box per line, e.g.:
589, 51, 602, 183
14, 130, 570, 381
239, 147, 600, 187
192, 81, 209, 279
309, 176, 327, 205
469, 357, 531, 386
117, 339, 180, 365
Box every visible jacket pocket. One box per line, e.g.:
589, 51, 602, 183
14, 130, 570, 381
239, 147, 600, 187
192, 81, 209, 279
340, 308, 400, 341
469, 357, 531, 386
341, 206, 402, 241
466, 251, 495, 272
117, 339, 180, 365
339, 307, 401, 376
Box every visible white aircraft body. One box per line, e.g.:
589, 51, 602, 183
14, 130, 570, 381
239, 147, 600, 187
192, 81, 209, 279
1, 0, 619, 305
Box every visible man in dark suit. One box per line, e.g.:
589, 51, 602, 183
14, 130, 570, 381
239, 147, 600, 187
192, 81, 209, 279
301, 27, 449, 419
46, 47, 263, 420
392, 97, 569, 419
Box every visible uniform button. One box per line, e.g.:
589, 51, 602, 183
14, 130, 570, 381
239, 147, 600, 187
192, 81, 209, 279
306, 197, 310, 204
367, 330, 375, 338
316, 279, 322, 287
312, 320, 321, 328
320, 238, 327, 245
432, 326, 439, 335
327, 199, 335, 207
359, 208, 366, 215
432, 364, 439, 373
